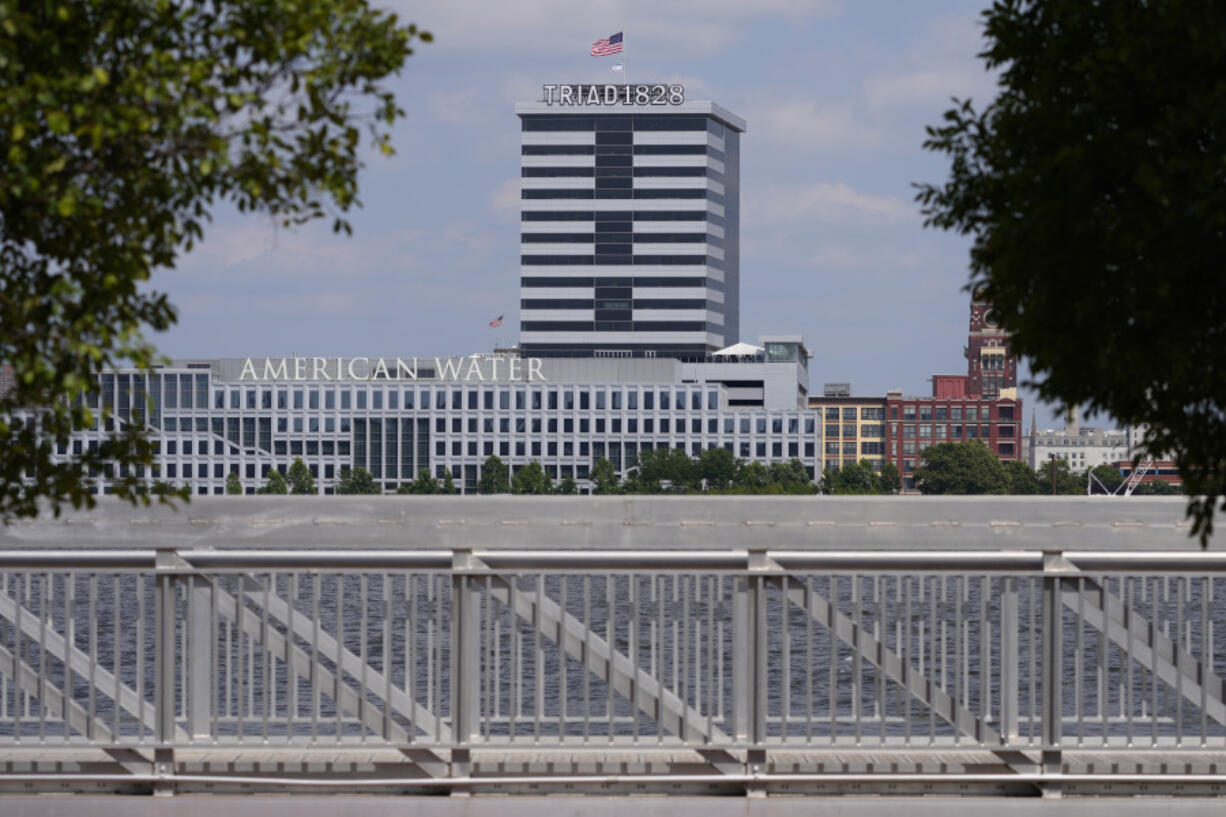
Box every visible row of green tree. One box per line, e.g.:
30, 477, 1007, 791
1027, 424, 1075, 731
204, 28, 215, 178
910, 442, 1182, 496
819, 461, 902, 495
218, 457, 403, 496
213, 449, 819, 497
474, 449, 817, 495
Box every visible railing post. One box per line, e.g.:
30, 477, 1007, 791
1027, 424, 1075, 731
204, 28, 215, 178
1041, 549, 1071, 798
186, 575, 213, 740
450, 547, 481, 789
736, 547, 771, 797
1000, 576, 1019, 741
733, 548, 767, 745
153, 545, 181, 796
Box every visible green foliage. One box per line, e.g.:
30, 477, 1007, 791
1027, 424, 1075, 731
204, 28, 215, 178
554, 475, 577, 495
1036, 458, 1085, 496
914, 442, 1009, 495
477, 456, 509, 494
0, 1, 428, 521
823, 459, 880, 495
916, 0, 1224, 541
150, 480, 178, 497
878, 462, 901, 495
716, 459, 815, 495
287, 457, 314, 495
1088, 464, 1125, 495
1004, 459, 1041, 495
625, 448, 697, 494
440, 469, 458, 495
225, 471, 243, 495
731, 461, 771, 492
511, 461, 550, 495
398, 468, 437, 495
590, 458, 620, 495
697, 447, 737, 491
769, 460, 813, 491
258, 469, 288, 495
336, 466, 379, 495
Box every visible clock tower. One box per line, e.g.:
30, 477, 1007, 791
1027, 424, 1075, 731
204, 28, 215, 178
965, 299, 1016, 398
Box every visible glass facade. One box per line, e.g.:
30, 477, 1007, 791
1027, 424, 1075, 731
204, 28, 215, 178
63, 363, 820, 495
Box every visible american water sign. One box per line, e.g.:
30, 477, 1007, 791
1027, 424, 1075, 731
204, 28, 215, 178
238, 357, 548, 382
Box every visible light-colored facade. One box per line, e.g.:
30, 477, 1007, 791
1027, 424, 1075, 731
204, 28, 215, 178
1028, 418, 1129, 472
517, 92, 743, 359
59, 345, 819, 496
808, 386, 887, 473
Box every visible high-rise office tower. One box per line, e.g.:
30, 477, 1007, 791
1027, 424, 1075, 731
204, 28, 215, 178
516, 84, 743, 359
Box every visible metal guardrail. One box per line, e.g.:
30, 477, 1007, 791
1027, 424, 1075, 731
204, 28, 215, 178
0, 546, 1223, 796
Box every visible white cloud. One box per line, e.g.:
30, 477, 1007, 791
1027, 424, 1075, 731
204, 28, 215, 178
747, 101, 882, 150
488, 177, 521, 219
385, 0, 838, 58
861, 13, 997, 111
429, 88, 482, 123
863, 67, 994, 110
751, 182, 913, 224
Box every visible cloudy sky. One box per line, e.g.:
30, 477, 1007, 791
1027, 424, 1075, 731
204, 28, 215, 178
156, 0, 1061, 425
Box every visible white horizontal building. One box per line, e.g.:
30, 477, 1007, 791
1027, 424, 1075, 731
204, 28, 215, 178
57, 339, 818, 495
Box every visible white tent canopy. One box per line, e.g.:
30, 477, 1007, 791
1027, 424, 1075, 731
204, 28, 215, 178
712, 342, 764, 357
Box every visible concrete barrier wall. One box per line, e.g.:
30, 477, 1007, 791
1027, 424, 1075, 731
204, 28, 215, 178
0, 495, 1200, 552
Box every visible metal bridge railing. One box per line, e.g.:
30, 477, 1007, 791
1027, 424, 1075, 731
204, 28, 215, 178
0, 547, 1224, 793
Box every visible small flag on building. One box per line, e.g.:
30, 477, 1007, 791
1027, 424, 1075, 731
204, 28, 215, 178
591, 32, 623, 57
489, 315, 504, 328
611, 63, 624, 73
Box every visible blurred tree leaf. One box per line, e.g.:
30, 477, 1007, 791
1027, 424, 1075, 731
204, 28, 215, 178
918, 0, 1225, 543
0, 0, 428, 519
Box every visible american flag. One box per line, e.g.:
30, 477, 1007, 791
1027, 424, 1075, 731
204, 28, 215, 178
489, 315, 504, 328
590, 32, 623, 57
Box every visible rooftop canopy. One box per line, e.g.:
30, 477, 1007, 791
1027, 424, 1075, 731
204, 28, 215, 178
712, 342, 764, 357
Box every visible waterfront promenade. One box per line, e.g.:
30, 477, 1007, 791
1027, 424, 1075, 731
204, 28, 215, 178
0, 495, 1222, 808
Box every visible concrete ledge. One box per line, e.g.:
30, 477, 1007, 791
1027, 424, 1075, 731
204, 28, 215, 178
0, 496, 1201, 551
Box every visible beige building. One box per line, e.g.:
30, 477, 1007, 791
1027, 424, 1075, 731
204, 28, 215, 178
808, 384, 887, 473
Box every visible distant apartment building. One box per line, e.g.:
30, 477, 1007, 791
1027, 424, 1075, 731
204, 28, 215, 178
886, 387, 1022, 491
809, 299, 1023, 491
807, 383, 887, 472
1027, 410, 1128, 471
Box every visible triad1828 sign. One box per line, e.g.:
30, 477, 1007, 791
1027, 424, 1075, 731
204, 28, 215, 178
540, 84, 685, 106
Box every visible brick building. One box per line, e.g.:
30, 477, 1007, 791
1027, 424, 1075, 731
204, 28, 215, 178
883, 299, 1023, 491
